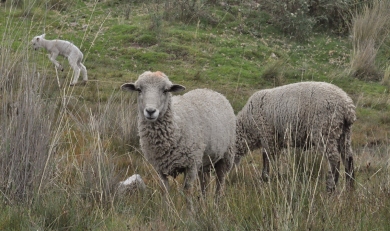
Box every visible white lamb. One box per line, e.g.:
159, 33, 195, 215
121, 71, 236, 211
235, 81, 356, 192
31, 34, 87, 86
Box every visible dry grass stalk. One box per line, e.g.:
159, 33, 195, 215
349, 0, 390, 80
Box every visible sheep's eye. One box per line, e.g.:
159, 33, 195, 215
136, 88, 142, 93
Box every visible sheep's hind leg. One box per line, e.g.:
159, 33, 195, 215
339, 128, 355, 190
79, 62, 88, 84
69, 58, 81, 86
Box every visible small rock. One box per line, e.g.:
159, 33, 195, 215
117, 174, 146, 196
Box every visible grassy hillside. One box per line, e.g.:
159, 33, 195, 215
0, 0, 389, 230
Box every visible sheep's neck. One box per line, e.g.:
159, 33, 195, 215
40, 38, 52, 51
236, 111, 262, 157
139, 102, 176, 154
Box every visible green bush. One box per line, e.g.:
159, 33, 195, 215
261, 0, 316, 42
260, 0, 366, 41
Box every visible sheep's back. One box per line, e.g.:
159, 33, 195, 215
249, 82, 355, 145
173, 89, 235, 163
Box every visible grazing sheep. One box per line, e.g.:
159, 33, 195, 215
121, 71, 236, 211
235, 81, 356, 192
31, 34, 88, 86
117, 174, 146, 196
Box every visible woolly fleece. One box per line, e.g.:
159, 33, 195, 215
31, 34, 87, 85
235, 81, 356, 192
122, 71, 236, 209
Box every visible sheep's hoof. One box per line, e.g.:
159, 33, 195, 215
70, 81, 87, 87
261, 171, 269, 182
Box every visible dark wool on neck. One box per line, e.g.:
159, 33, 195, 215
138, 100, 176, 159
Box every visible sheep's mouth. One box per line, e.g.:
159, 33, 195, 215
145, 115, 158, 122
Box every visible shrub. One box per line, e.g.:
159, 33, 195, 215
162, 0, 218, 25
308, 0, 355, 34
260, 0, 367, 41
260, 0, 316, 42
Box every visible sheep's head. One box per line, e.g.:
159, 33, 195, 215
121, 71, 185, 122
31, 34, 45, 50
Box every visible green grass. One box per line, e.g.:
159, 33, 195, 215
0, 0, 389, 230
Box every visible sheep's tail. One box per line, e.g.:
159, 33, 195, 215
344, 101, 356, 126
341, 101, 356, 189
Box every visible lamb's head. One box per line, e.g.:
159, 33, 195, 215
121, 71, 185, 122
31, 34, 46, 50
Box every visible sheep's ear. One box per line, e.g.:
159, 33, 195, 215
168, 84, 185, 93
121, 83, 137, 92
41, 34, 46, 38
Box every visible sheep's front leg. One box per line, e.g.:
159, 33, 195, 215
159, 174, 170, 208
326, 145, 340, 193
159, 174, 169, 194
214, 150, 234, 201
262, 149, 270, 182
48, 52, 63, 71
183, 166, 197, 213
198, 170, 210, 196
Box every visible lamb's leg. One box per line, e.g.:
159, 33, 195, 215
69, 58, 81, 86
339, 128, 355, 190
325, 143, 340, 193
183, 166, 197, 213
48, 52, 63, 71
79, 62, 88, 83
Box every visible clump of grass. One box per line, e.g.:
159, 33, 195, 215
382, 65, 390, 91
349, 0, 390, 80
261, 59, 285, 86
0, 64, 57, 203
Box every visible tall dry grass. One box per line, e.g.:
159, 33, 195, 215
349, 0, 390, 80
0, 5, 141, 228
382, 65, 390, 90
0, 1, 389, 230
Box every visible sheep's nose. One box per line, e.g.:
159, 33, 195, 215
145, 108, 156, 116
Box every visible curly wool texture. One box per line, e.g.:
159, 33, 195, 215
140, 88, 236, 177
235, 81, 356, 191
123, 71, 236, 205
